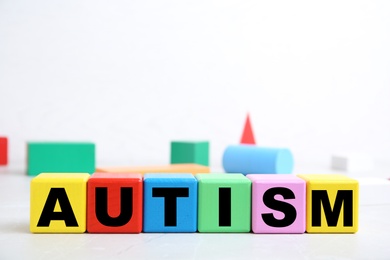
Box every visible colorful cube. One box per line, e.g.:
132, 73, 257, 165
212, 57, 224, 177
87, 173, 143, 233
297, 174, 359, 233
170, 141, 209, 166
27, 142, 95, 176
196, 173, 251, 232
143, 174, 197, 232
0, 137, 8, 165
247, 174, 305, 233
30, 173, 90, 233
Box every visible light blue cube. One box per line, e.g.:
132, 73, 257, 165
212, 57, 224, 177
143, 173, 198, 232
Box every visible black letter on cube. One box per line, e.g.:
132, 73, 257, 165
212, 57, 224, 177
152, 187, 189, 226
95, 187, 133, 227
262, 187, 297, 227
219, 187, 231, 227
312, 190, 353, 227
37, 188, 78, 227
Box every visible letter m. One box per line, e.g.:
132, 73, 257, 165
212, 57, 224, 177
312, 190, 353, 227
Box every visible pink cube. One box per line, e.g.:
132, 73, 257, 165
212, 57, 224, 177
246, 174, 306, 233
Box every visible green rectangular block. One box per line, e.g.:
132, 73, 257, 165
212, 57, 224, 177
196, 173, 251, 232
27, 142, 95, 176
170, 141, 209, 166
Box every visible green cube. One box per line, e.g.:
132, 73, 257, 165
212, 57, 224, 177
27, 142, 95, 176
196, 173, 251, 232
170, 141, 209, 166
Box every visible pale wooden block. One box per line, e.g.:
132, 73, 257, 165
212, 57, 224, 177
331, 153, 373, 172
357, 177, 390, 205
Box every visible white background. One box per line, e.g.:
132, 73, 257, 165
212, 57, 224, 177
1, 0, 390, 170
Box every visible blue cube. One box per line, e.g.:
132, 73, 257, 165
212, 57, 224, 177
143, 173, 198, 232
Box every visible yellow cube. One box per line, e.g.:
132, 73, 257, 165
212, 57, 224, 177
297, 174, 359, 233
30, 173, 90, 233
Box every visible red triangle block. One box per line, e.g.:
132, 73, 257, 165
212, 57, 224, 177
240, 114, 256, 145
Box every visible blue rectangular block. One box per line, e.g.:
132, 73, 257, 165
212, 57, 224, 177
143, 173, 198, 232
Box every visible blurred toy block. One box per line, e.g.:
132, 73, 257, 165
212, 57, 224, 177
27, 142, 95, 176
356, 177, 390, 205
0, 137, 8, 165
96, 163, 209, 175
223, 145, 294, 174
87, 173, 143, 233
196, 173, 251, 232
247, 174, 305, 233
297, 174, 358, 233
331, 153, 373, 172
170, 141, 209, 166
143, 174, 197, 232
30, 173, 89, 233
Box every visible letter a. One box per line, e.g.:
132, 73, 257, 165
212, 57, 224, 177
37, 188, 78, 227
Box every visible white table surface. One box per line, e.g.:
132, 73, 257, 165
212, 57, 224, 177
1, 166, 390, 260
